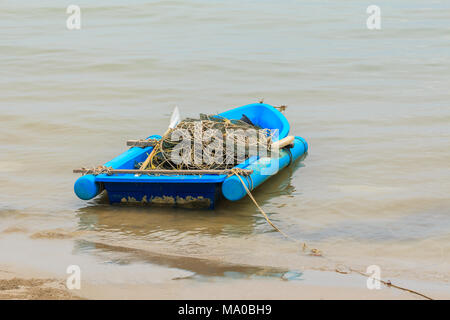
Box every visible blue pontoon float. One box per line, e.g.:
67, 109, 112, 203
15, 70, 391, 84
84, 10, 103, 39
74, 103, 308, 208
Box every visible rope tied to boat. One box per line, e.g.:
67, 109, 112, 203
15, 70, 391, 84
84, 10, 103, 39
226, 168, 252, 178
285, 147, 293, 167
229, 167, 434, 300
229, 168, 312, 252
334, 265, 433, 300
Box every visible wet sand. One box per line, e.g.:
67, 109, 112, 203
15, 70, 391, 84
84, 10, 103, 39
1, 262, 448, 300
0, 271, 80, 300
1, 222, 448, 300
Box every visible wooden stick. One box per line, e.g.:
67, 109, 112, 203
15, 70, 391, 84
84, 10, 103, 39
126, 139, 158, 147
271, 136, 295, 150
73, 168, 253, 176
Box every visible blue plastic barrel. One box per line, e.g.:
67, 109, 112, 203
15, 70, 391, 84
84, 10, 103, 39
221, 136, 308, 201
74, 174, 103, 200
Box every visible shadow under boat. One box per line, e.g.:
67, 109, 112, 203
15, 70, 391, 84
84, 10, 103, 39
72, 239, 296, 279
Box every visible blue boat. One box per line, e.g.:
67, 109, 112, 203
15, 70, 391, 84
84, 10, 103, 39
74, 103, 308, 208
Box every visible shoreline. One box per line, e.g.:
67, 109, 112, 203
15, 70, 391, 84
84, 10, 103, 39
1, 231, 448, 300
1, 262, 448, 300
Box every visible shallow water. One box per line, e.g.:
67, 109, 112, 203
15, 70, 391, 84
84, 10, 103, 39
1, 0, 449, 291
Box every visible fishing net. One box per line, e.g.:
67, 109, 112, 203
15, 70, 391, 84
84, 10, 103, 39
138, 114, 275, 170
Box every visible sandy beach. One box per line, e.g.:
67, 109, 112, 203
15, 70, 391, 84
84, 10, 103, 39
1, 229, 448, 301
1, 261, 449, 300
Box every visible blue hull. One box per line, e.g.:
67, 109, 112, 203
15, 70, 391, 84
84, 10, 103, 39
104, 181, 221, 209
74, 103, 307, 208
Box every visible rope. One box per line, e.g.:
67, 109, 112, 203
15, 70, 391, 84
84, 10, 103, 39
285, 148, 293, 167
274, 105, 287, 112
229, 168, 309, 248
229, 168, 434, 300
245, 175, 254, 191
335, 265, 433, 300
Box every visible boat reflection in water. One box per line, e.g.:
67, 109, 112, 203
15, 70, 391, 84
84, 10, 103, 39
73, 158, 306, 280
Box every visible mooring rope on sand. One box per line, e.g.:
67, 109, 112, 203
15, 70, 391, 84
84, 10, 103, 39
335, 265, 433, 300
231, 168, 322, 256
229, 168, 434, 300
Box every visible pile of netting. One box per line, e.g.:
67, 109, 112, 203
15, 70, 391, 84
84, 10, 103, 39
138, 114, 275, 170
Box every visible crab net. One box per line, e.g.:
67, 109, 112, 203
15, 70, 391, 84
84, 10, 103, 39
138, 114, 275, 170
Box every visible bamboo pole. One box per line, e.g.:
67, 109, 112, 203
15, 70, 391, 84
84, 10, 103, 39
126, 139, 158, 147
73, 167, 253, 176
